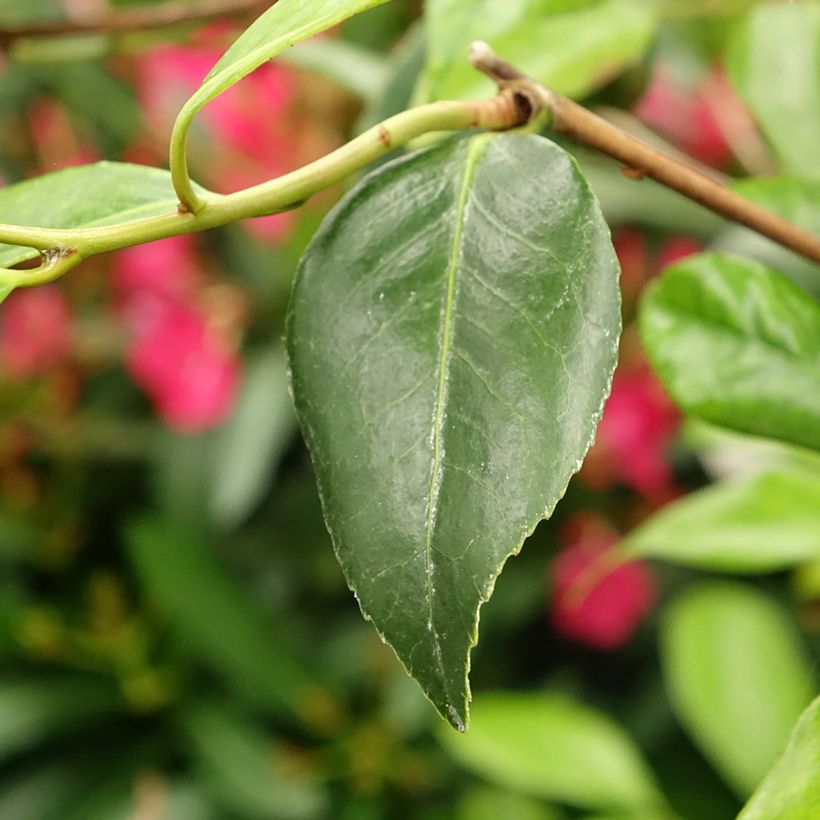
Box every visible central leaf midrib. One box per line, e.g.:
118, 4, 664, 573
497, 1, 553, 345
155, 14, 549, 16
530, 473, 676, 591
422, 135, 490, 666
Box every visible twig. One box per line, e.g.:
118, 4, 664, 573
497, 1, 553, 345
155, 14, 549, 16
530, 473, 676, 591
470, 41, 820, 266
0, 0, 269, 44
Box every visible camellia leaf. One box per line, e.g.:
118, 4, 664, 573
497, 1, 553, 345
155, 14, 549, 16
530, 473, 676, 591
419, 0, 655, 103
0, 162, 208, 268
621, 470, 820, 573
737, 694, 820, 820
639, 253, 820, 453
727, 0, 820, 179
439, 692, 665, 812
288, 133, 620, 728
661, 583, 814, 798
172, 0, 389, 155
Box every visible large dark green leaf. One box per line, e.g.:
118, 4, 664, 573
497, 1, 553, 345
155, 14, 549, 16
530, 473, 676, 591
0, 162, 205, 268
622, 470, 820, 572
420, 0, 655, 103
661, 583, 814, 798
639, 253, 820, 452
727, 1, 820, 179
738, 695, 820, 820
288, 133, 620, 728
439, 692, 665, 811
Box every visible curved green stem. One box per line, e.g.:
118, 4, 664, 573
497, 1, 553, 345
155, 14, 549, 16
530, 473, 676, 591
0, 92, 530, 292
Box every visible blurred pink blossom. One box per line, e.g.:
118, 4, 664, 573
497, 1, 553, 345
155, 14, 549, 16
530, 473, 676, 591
634, 63, 735, 168
0, 286, 72, 377
550, 518, 657, 649
656, 235, 703, 270
113, 238, 240, 433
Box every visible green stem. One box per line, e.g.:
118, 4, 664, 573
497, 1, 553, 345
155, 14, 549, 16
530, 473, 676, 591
0, 92, 529, 289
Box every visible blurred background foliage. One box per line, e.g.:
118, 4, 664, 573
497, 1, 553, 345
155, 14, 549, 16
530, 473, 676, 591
0, 0, 817, 818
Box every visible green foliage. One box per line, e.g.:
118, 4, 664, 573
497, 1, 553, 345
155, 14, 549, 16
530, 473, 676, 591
0, 162, 205, 268
440, 691, 665, 812
420, 0, 655, 102
661, 583, 815, 797
727, 0, 820, 179
288, 133, 620, 728
622, 469, 820, 572
639, 253, 820, 452
738, 695, 820, 820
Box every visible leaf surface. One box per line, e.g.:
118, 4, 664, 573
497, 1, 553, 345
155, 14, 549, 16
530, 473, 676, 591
661, 583, 814, 797
727, 1, 820, 179
0, 162, 204, 268
288, 133, 620, 727
639, 253, 820, 452
622, 470, 820, 572
738, 695, 820, 820
439, 692, 664, 811
420, 0, 655, 103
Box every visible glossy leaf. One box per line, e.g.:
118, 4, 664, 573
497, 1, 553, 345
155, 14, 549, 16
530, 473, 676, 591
622, 470, 820, 572
439, 692, 664, 811
420, 0, 655, 103
288, 133, 621, 728
639, 253, 820, 452
727, 1, 820, 179
661, 583, 814, 797
126, 517, 314, 720
173, 0, 389, 149
0, 162, 205, 268
738, 695, 820, 820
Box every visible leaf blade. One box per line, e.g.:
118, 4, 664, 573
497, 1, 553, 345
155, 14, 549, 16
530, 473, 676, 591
288, 133, 620, 728
661, 583, 815, 797
639, 252, 820, 452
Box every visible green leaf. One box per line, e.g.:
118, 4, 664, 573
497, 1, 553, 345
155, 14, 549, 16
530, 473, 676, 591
738, 695, 820, 820
420, 0, 655, 103
716, 176, 820, 295
621, 470, 820, 573
211, 345, 297, 530
173, 0, 390, 152
457, 786, 560, 820
126, 517, 315, 720
661, 583, 814, 798
0, 162, 206, 268
727, 1, 820, 179
180, 702, 326, 819
0, 676, 122, 764
439, 692, 664, 811
639, 253, 820, 453
288, 133, 620, 729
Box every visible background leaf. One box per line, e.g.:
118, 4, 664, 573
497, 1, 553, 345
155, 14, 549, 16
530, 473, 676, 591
621, 470, 820, 572
126, 517, 316, 721
0, 162, 207, 268
639, 253, 820, 452
420, 0, 655, 103
727, 0, 820, 179
661, 583, 815, 797
738, 695, 820, 820
288, 133, 620, 729
440, 692, 664, 812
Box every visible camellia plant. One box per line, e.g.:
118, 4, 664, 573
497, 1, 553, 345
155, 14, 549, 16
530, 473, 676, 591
0, 0, 819, 818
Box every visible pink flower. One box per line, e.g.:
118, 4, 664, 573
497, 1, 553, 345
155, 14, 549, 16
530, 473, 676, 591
126, 302, 239, 433
634, 63, 734, 168
550, 519, 657, 649
594, 363, 680, 498
656, 235, 703, 270
0, 286, 72, 378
